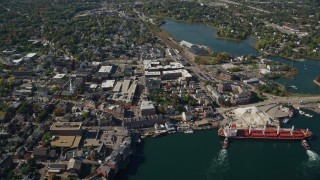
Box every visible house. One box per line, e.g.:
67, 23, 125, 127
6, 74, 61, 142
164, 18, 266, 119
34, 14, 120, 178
47, 163, 67, 174
165, 121, 176, 131
67, 158, 82, 174
259, 69, 271, 75
267, 65, 288, 71
206, 85, 223, 101
182, 112, 193, 121
32, 148, 48, 162
220, 72, 239, 81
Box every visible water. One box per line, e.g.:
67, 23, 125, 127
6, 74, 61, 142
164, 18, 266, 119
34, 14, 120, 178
117, 113, 320, 180
270, 56, 320, 94
161, 19, 320, 94
161, 19, 258, 56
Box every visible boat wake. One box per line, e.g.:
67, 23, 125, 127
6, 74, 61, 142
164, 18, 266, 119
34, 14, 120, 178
306, 150, 320, 162
206, 149, 229, 179
299, 150, 320, 178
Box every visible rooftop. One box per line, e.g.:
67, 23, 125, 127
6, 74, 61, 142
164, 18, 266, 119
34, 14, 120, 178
50, 122, 82, 131
140, 100, 155, 110
50, 136, 81, 148
98, 66, 113, 73
101, 80, 115, 88
25, 53, 37, 58
53, 74, 66, 79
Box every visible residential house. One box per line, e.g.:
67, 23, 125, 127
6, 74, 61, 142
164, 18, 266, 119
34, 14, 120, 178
32, 148, 48, 162
67, 158, 82, 174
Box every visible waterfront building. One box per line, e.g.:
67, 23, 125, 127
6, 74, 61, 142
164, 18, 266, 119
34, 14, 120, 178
140, 100, 156, 116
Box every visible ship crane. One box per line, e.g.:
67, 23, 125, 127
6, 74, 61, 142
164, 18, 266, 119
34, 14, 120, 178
262, 125, 266, 136
290, 125, 294, 136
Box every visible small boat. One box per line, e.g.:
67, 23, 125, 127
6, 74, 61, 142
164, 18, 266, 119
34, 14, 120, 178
184, 129, 194, 134
291, 85, 297, 89
299, 110, 305, 115
305, 114, 313, 118
222, 138, 229, 149
283, 117, 290, 124
301, 140, 310, 150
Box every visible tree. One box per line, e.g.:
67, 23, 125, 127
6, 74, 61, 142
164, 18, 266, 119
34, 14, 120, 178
53, 107, 64, 116
36, 110, 48, 123
7, 77, 15, 87
17, 102, 32, 115
48, 173, 56, 180
42, 132, 53, 147
27, 158, 36, 168
0, 78, 5, 86
82, 111, 90, 118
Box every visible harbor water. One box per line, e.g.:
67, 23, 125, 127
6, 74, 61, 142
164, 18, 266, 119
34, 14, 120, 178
116, 19, 320, 180
117, 113, 320, 180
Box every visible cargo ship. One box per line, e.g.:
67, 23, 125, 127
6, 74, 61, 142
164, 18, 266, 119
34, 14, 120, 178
218, 124, 312, 140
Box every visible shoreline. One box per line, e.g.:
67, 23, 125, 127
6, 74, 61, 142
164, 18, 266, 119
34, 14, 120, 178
158, 17, 320, 61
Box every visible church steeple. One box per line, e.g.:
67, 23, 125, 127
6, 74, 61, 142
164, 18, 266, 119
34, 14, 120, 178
69, 78, 74, 94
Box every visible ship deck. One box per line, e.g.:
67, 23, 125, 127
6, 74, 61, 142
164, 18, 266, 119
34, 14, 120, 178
218, 128, 312, 140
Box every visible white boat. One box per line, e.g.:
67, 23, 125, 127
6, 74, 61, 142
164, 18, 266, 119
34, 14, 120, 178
184, 129, 194, 134
299, 110, 305, 115
305, 114, 313, 118
290, 85, 297, 89
283, 117, 290, 124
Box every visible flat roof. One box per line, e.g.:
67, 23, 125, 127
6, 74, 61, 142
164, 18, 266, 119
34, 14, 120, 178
53, 74, 66, 79
113, 82, 123, 92
122, 80, 131, 94
195, 120, 211, 126
98, 66, 113, 73
12, 58, 23, 64
140, 100, 155, 110
25, 53, 37, 58
145, 71, 161, 76
90, 84, 98, 89
50, 122, 82, 131
101, 80, 115, 88
50, 136, 81, 148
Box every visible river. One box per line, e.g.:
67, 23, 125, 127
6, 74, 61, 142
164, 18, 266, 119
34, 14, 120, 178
161, 19, 320, 95
116, 19, 320, 180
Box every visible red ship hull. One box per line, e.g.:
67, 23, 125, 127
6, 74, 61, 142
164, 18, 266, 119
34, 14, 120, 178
218, 127, 312, 140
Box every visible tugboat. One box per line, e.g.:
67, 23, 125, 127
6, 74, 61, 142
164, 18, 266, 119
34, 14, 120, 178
222, 137, 229, 149
301, 140, 310, 150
